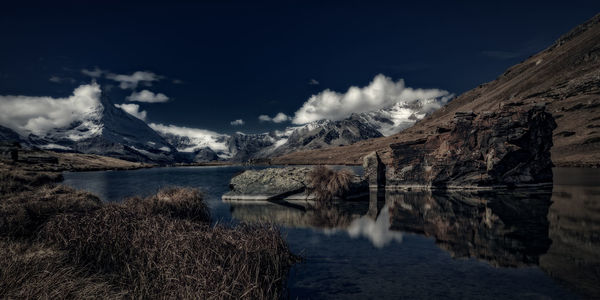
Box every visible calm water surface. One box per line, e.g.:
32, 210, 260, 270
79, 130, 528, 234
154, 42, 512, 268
64, 167, 600, 299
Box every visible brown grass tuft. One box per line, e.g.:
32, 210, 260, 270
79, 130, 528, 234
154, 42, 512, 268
124, 186, 210, 223
307, 166, 354, 204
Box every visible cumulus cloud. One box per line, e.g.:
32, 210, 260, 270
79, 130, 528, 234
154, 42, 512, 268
81, 67, 104, 78
126, 90, 169, 103
0, 83, 103, 136
106, 71, 161, 89
115, 103, 147, 120
308, 79, 319, 85
49, 76, 76, 84
292, 74, 451, 124
258, 112, 290, 123
230, 119, 245, 126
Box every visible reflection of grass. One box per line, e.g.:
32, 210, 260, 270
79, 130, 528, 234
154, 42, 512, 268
0, 168, 297, 299
308, 206, 353, 228
307, 166, 354, 204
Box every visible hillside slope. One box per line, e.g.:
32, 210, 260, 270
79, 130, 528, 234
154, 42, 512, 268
273, 13, 600, 167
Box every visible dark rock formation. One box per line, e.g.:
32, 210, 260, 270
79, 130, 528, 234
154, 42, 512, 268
383, 104, 556, 188
362, 151, 386, 188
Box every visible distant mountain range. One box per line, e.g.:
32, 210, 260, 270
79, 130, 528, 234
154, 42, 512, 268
0, 91, 447, 163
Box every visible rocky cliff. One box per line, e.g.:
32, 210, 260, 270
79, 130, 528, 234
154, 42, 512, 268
379, 104, 556, 188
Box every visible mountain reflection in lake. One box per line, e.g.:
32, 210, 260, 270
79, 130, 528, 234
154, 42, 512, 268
64, 167, 599, 299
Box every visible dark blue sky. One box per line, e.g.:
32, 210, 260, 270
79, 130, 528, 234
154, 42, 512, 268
1, 1, 599, 133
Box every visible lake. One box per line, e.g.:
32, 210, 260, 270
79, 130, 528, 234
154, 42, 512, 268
63, 166, 600, 299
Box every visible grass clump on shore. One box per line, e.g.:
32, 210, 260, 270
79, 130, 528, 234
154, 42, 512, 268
0, 168, 297, 299
307, 165, 354, 204
124, 186, 210, 223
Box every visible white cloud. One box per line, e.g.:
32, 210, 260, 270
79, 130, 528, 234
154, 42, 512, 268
106, 71, 161, 89
126, 90, 169, 103
115, 103, 147, 121
0, 83, 103, 137
81, 67, 104, 78
230, 119, 245, 126
258, 112, 290, 123
49, 76, 76, 84
292, 74, 451, 124
308, 79, 319, 85
149, 123, 229, 153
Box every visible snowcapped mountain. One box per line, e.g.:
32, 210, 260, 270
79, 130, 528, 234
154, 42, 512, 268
0, 83, 449, 163
152, 99, 446, 162
356, 97, 450, 136
0, 84, 176, 163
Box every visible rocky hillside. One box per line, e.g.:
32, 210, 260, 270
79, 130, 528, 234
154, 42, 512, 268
273, 13, 600, 167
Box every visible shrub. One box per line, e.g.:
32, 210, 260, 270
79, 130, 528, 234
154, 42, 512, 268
306, 166, 354, 204
124, 186, 210, 223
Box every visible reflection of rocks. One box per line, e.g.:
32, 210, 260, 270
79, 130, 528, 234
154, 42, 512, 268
226, 200, 368, 230
540, 184, 600, 299
387, 190, 552, 267
226, 199, 404, 248
346, 204, 403, 248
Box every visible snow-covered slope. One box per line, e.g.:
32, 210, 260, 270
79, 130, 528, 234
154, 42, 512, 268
0, 83, 449, 163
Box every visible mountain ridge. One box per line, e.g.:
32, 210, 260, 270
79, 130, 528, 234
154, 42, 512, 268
272, 13, 600, 167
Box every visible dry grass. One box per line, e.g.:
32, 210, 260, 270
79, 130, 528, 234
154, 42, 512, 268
124, 187, 210, 223
0, 168, 298, 299
1, 184, 101, 238
307, 166, 354, 204
0, 238, 124, 299
41, 207, 295, 299
0, 166, 62, 194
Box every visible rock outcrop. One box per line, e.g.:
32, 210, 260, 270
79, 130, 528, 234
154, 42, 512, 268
374, 104, 556, 189
224, 167, 312, 200
362, 151, 386, 188
223, 166, 368, 200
